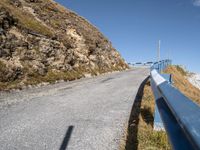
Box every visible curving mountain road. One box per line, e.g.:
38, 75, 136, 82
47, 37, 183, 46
0, 68, 149, 150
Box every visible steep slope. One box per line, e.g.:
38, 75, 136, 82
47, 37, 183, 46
164, 66, 200, 105
0, 0, 128, 90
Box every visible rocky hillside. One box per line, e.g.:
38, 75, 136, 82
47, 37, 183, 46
0, 0, 128, 90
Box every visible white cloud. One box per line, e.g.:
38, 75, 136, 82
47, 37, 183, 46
193, 0, 200, 6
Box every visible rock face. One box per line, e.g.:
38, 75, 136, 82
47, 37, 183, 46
0, 0, 128, 90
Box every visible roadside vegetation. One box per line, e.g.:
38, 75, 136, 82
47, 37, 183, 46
121, 65, 200, 150
0, 65, 125, 91
121, 78, 170, 150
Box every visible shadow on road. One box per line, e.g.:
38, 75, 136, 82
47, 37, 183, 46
59, 126, 74, 150
125, 76, 150, 150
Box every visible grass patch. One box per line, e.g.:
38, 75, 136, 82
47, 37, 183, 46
174, 65, 187, 76
0, 63, 127, 91
122, 78, 170, 150
0, 0, 53, 37
0, 70, 83, 90
0, 79, 22, 91
23, 69, 84, 86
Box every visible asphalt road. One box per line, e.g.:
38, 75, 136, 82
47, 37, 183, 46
0, 68, 149, 150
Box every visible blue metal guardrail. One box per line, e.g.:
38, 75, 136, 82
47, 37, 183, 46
150, 60, 200, 150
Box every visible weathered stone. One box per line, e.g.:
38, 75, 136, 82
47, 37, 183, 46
26, 0, 40, 3
0, 8, 17, 30
0, 61, 22, 82
0, 49, 11, 57
9, 0, 22, 7
0, 28, 4, 35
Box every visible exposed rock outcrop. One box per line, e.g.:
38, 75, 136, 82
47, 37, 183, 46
0, 0, 128, 90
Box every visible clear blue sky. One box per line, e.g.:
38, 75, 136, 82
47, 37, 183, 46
55, 0, 200, 73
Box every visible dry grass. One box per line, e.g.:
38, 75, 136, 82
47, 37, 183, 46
0, 70, 84, 91
0, 65, 123, 91
164, 66, 200, 105
0, 61, 7, 82
122, 65, 200, 150
122, 78, 170, 150
136, 82, 170, 150
0, 0, 53, 36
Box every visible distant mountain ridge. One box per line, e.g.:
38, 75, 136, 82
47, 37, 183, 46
0, 0, 128, 90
